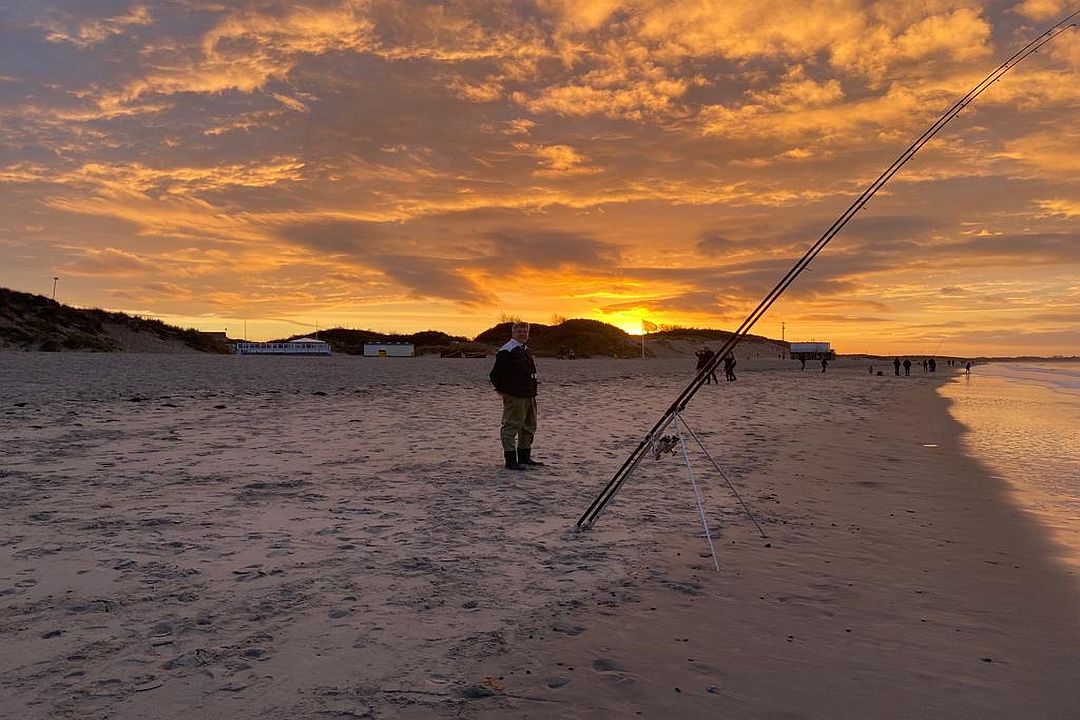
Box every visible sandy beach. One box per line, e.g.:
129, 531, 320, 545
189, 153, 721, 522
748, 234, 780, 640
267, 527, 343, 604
1, 353, 1077, 719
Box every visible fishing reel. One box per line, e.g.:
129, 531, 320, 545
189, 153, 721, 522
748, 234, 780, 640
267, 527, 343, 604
652, 434, 681, 460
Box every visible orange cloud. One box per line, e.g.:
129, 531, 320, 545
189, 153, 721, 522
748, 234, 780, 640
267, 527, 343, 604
1012, 0, 1074, 21
40, 6, 153, 48
1033, 198, 1080, 218
516, 143, 604, 177
57, 247, 161, 277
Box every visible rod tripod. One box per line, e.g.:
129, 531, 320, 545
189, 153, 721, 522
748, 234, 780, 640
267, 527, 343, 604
636, 411, 767, 572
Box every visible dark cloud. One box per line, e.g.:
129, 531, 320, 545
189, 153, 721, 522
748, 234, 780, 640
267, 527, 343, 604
374, 254, 490, 305
625, 257, 858, 302
275, 219, 492, 304
58, 247, 161, 277
695, 230, 740, 255
828, 214, 941, 246
945, 232, 1080, 264
940, 327, 1080, 349
601, 290, 736, 315
276, 219, 389, 255
482, 229, 620, 270
1029, 311, 1080, 323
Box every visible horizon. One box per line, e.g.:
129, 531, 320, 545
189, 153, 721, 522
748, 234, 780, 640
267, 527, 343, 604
1, 2, 1077, 355
10, 286, 1080, 359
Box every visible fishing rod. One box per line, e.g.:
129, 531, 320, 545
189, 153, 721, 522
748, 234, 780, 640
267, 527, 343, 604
578, 11, 1078, 529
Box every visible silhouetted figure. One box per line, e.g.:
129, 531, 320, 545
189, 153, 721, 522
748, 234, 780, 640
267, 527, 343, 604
696, 346, 718, 384
922, 359, 928, 372
567, 348, 575, 360
821, 357, 828, 373
893, 357, 901, 376
903, 358, 911, 376
799, 356, 806, 371
928, 357, 936, 372
965, 361, 971, 375
724, 354, 737, 381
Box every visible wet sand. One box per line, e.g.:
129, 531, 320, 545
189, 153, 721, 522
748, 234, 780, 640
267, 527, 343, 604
1, 353, 1076, 719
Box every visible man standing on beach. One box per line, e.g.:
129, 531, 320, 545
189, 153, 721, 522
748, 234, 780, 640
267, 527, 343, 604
696, 345, 718, 384
893, 357, 901, 376
490, 322, 543, 471
724, 353, 737, 381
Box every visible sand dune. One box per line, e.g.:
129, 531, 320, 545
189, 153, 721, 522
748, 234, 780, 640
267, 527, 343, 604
1, 353, 1076, 719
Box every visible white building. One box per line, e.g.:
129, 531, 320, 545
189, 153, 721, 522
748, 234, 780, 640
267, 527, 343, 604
233, 337, 332, 355
364, 342, 414, 357
789, 341, 835, 360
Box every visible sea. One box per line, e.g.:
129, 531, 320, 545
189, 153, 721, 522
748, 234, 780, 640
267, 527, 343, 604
939, 361, 1080, 574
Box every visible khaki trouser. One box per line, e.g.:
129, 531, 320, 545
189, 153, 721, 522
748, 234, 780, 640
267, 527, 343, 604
500, 394, 537, 452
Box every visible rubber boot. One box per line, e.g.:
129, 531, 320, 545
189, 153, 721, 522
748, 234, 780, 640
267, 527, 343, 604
518, 448, 544, 467
504, 450, 525, 470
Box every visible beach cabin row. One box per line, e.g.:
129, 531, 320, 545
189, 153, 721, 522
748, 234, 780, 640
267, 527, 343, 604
232, 337, 332, 355
789, 341, 836, 361
364, 342, 414, 358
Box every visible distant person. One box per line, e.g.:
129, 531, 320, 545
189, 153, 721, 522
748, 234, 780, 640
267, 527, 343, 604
799, 356, 806, 371
723, 353, 737, 381
922, 359, 928, 372
821, 357, 828, 373
965, 361, 971, 375
489, 322, 543, 471
903, 358, 911, 376
893, 357, 901, 376
929, 357, 936, 372
567, 348, 575, 360
696, 346, 718, 384
869, 364, 874, 375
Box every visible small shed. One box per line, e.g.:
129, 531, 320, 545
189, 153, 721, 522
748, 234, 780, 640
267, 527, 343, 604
789, 341, 836, 360
364, 342, 415, 358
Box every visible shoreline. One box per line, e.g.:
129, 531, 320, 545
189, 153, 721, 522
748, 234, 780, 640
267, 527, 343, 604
1, 357, 1076, 719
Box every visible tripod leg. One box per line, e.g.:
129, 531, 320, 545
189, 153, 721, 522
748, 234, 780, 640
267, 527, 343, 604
681, 420, 768, 539
673, 413, 720, 572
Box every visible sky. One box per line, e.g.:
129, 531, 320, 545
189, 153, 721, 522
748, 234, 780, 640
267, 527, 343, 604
0, 0, 1077, 356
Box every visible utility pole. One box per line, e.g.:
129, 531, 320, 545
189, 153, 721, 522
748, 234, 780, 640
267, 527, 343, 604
51, 276, 59, 301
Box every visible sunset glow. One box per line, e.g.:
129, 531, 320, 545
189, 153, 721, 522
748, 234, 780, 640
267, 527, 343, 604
1, 1, 1077, 355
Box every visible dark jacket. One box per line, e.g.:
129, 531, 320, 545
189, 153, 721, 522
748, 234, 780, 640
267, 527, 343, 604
490, 343, 538, 398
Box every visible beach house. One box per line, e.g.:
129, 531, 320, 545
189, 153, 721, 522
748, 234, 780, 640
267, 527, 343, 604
789, 341, 836, 361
